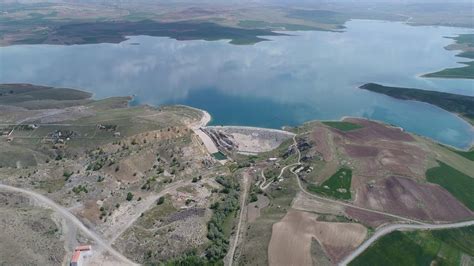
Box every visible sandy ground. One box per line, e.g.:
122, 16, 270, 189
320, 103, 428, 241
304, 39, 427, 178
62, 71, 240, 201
268, 210, 366, 266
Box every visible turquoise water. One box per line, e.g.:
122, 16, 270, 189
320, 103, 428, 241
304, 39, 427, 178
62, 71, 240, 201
0, 20, 473, 148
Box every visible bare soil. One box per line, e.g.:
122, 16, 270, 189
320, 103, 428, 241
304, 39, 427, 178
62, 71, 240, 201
292, 192, 345, 216
345, 206, 396, 228
268, 210, 366, 265
0, 192, 66, 266
354, 176, 473, 221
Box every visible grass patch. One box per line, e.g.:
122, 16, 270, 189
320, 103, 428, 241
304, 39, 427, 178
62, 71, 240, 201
138, 195, 176, 228
239, 171, 299, 265
350, 226, 474, 266
322, 121, 363, 131
307, 167, 352, 200
426, 161, 474, 210
212, 151, 227, 160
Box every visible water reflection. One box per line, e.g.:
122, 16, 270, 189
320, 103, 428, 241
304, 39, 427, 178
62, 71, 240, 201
0, 20, 472, 148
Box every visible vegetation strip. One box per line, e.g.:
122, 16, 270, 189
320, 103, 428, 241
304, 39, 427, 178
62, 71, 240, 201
360, 83, 474, 125
422, 34, 474, 79
322, 121, 364, 131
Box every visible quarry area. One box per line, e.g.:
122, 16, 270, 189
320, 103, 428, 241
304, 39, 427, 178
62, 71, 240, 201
0, 84, 473, 266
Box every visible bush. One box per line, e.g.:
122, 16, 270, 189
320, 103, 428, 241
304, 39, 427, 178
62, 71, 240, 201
157, 196, 165, 205
126, 192, 134, 201
250, 193, 258, 203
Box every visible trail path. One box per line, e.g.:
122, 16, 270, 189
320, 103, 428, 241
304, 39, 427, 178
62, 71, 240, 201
226, 171, 250, 266
0, 184, 138, 266
285, 135, 425, 224
108, 180, 191, 244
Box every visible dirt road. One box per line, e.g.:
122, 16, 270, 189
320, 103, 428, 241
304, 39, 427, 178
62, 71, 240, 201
226, 171, 250, 266
285, 135, 425, 225
0, 184, 138, 266
108, 180, 191, 244
339, 220, 474, 265
286, 134, 474, 265
260, 138, 299, 190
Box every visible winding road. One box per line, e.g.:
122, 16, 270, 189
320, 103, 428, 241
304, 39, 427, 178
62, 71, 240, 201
0, 184, 138, 266
281, 135, 474, 265
285, 135, 426, 224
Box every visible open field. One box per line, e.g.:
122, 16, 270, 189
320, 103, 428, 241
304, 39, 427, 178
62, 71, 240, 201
307, 167, 352, 200
354, 175, 473, 222
426, 161, 474, 211
1, 2, 472, 47
349, 226, 474, 266
0, 191, 66, 266
268, 210, 367, 265
294, 118, 474, 223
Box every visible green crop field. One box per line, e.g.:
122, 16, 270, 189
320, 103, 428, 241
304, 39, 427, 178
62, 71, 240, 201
307, 167, 352, 200
322, 121, 363, 131
350, 226, 474, 266
426, 161, 474, 210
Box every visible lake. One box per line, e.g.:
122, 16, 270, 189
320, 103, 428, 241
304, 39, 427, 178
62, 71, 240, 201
0, 20, 473, 148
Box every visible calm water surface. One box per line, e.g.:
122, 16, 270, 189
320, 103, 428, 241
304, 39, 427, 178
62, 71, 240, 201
0, 20, 473, 148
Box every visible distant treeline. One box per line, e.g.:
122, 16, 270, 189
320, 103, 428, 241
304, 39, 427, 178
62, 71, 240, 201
360, 83, 474, 124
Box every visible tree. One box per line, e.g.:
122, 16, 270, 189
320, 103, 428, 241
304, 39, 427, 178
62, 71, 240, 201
126, 192, 134, 201
157, 196, 165, 205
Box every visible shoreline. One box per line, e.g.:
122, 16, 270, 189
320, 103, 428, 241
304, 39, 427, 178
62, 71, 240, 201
188, 106, 473, 153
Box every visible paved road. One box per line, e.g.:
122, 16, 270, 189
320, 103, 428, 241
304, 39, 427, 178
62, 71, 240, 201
339, 220, 474, 265
0, 184, 138, 266
285, 135, 474, 265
